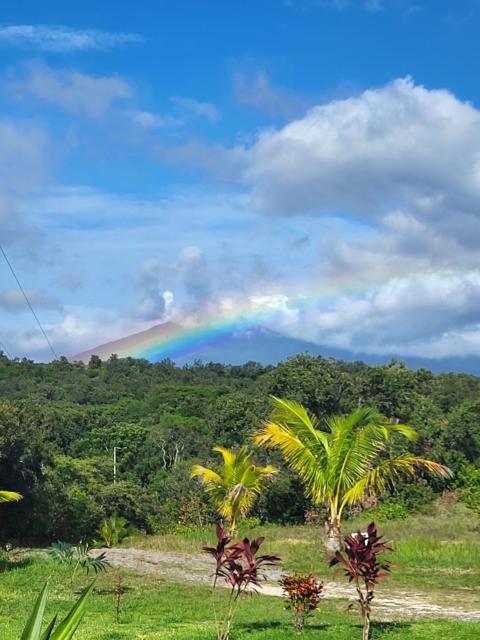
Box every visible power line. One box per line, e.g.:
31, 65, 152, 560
0, 245, 58, 360
0, 339, 11, 359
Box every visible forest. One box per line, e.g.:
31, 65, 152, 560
0, 351, 479, 544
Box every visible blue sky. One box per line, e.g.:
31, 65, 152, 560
2, 0, 480, 364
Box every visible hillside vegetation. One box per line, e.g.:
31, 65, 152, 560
0, 352, 479, 543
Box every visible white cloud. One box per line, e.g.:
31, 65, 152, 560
170, 96, 221, 122
10, 61, 132, 118
0, 25, 143, 52
286, 271, 480, 359
230, 77, 480, 359
246, 77, 480, 230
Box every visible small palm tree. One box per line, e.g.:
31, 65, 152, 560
255, 397, 452, 550
0, 490, 22, 503
191, 447, 277, 532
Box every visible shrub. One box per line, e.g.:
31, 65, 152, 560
204, 524, 280, 640
48, 541, 110, 584
374, 501, 409, 521
241, 515, 262, 529
95, 515, 131, 548
329, 522, 392, 640
279, 573, 323, 634
456, 465, 480, 515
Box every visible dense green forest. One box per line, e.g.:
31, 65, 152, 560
0, 352, 479, 543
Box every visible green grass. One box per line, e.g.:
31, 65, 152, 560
127, 502, 480, 592
0, 557, 478, 639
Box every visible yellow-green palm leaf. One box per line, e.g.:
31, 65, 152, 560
0, 490, 22, 503
191, 446, 277, 529
340, 454, 452, 513
255, 397, 451, 526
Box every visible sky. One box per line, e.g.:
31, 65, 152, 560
2, 0, 480, 366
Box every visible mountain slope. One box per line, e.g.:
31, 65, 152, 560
72, 322, 480, 374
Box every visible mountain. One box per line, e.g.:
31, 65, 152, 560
72, 321, 480, 374
72, 321, 180, 362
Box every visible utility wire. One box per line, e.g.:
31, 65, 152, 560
0, 245, 58, 360
0, 339, 11, 359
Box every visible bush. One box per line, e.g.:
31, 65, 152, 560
456, 465, 480, 515
374, 501, 410, 521
279, 573, 323, 634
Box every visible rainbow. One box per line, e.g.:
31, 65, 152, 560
73, 268, 458, 363
73, 297, 295, 362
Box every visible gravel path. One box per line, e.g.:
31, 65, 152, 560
92, 548, 480, 622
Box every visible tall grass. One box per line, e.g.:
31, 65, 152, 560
127, 502, 480, 591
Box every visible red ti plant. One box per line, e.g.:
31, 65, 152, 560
329, 522, 392, 640
204, 524, 280, 640
279, 573, 323, 634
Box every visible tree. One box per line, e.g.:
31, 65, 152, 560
255, 397, 451, 550
191, 447, 277, 532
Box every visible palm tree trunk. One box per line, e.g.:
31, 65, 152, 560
324, 517, 341, 552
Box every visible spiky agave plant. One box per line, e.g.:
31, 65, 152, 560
255, 397, 452, 550
20, 581, 94, 639
191, 447, 277, 532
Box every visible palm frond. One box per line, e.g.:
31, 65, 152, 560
190, 465, 224, 486
191, 447, 276, 527
339, 454, 452, 515
268, 396, 330, 452
0, 490, 23, 503
254, 419, 328, 502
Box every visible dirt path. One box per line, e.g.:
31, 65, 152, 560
93, 548, 480, 622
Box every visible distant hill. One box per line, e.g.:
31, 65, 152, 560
72, 321, 480, 374
72, 321, 180, 362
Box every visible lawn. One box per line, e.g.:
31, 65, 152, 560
127, 501, 480, 592
0, 501, 478, 639
0, 557, 478, 640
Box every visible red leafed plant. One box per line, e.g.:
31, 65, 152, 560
329, 522, 392, 640
204, 524, 281, 640
279, 573, 323, 634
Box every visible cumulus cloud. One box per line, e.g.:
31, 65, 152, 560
133, 258, 176, 322
133, 246, 212, 321
10, 61, 132, 118
4, 311, 115, 361
0, 25, 143, 52
279, 271, 480, 359
231, 77, 480, 359
246, 77, 480, 228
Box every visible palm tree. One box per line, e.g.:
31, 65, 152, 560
0, 490, 22, 503
255, 397, 452, 550
191, 446, 278, 532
